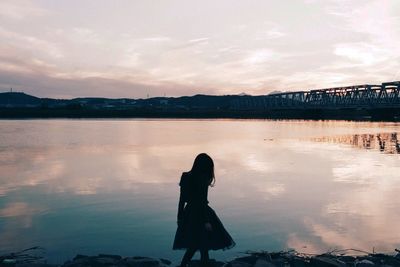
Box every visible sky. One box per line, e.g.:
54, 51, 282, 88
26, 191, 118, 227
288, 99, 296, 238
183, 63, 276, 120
0, 0, 400, 98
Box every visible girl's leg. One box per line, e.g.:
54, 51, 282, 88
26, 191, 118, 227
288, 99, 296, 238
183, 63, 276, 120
200, 249, 210, 267
180, 248, 197, 267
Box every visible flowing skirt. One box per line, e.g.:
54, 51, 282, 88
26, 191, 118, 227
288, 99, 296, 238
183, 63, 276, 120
173, 205, 235, 250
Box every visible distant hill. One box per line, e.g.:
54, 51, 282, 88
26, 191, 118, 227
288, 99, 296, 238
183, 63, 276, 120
0, 91, 248, 109
1, 89, 399, 121
0, 92, 41, 106
139, 94, 240, 109
268, 90, 283, 95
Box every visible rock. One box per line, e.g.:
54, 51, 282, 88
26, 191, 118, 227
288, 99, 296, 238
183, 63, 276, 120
60, 260, 72, 267
253, 259, 276, 267
98, 254, 122, 261
224, 260, 252, 267
60, 254, 172, 267
187, 259, 224, 267
65, 256, 94, 266
96, 256, 119, 265
382, 258, 400, 266
159, 259, 171, 265
2, 258, 17, 263
310, 256, 346, 267
124, 257, 161, 267
337, 255, 355, 265
224, 255, 259, 267
73, 255, 89, 261
2, 258, 17, 266
288, 258, 309, 267
16, 264, 58, 267
63, 254, 125, 266
231, 256, 258, 266
186, 260, 199, 267
355, 259, 374, 267
270, 258, 286, 267
211, 260, 225, 267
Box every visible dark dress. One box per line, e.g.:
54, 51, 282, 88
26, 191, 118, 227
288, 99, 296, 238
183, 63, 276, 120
173, 172, 235, 250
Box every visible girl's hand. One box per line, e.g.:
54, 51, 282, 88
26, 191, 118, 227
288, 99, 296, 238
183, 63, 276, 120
205, 222, 212, 231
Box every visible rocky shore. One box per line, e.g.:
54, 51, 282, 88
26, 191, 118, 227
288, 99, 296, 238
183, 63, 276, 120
1, 249, 400, 267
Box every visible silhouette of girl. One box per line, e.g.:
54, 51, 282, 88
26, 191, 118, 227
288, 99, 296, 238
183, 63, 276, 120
173, 153, 235, 267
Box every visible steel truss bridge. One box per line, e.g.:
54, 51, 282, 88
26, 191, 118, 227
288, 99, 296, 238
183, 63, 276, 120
231, 81, 400, 110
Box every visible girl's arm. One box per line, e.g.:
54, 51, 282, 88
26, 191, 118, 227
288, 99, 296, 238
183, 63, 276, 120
177, 187, 185, 224
177, 173, 187, 225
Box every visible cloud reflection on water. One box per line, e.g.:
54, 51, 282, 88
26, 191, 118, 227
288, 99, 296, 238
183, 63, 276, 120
291, 133, 400, 254
0, 120, 399, 262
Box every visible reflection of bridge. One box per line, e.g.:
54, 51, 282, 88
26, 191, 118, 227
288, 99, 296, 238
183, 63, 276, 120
312, 132, 400, 154
231, 81, 400, 110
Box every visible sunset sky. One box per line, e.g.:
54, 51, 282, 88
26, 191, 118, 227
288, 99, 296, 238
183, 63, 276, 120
0, 0, 399, 98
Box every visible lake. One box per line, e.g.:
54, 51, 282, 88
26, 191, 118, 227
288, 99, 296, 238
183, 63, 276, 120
0, 119, 399, 264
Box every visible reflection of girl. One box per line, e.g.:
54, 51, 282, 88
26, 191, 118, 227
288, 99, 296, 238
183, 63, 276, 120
173, 153, 235, 267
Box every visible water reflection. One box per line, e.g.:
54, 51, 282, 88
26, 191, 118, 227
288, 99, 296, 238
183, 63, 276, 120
0, 120, 399, 263
312, 132, 400, 154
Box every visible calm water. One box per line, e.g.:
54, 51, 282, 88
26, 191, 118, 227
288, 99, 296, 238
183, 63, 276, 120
0, 119, 400, 263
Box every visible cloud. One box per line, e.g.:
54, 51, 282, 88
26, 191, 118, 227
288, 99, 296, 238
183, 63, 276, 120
0, 202, 45, 218
264, 29, 286, 39
0, 26, 64, 59
0, 66, 218, 98
0, 202, 47, 229
117, 51, 141, 68
327, 0, 400, 70
255, 22, 286, 40
188, 37, 209, 44
142, 36, 171, 42
0, 1, 399, 97
244, 49, 277, 65
0, 0, 47, 20
71, 27, 103, 44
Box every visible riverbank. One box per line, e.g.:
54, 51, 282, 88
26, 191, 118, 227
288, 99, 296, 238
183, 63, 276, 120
2, 249, 400, 267
1, 107, 400, 121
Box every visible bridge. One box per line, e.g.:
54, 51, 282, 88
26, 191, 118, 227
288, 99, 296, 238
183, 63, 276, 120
231, 81, 400, 110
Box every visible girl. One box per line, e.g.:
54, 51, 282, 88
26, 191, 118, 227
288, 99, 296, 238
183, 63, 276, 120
173, 153, 235, 267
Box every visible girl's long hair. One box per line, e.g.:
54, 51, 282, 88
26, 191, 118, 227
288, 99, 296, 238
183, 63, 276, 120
190, 153, 215, 186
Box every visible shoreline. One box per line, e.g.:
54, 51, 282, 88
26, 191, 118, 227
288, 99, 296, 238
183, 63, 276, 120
0, 107, 400, 122
2, 249, 400, 267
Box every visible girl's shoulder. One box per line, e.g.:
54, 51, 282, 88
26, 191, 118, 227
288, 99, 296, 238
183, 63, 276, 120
179, 171, 191, 186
